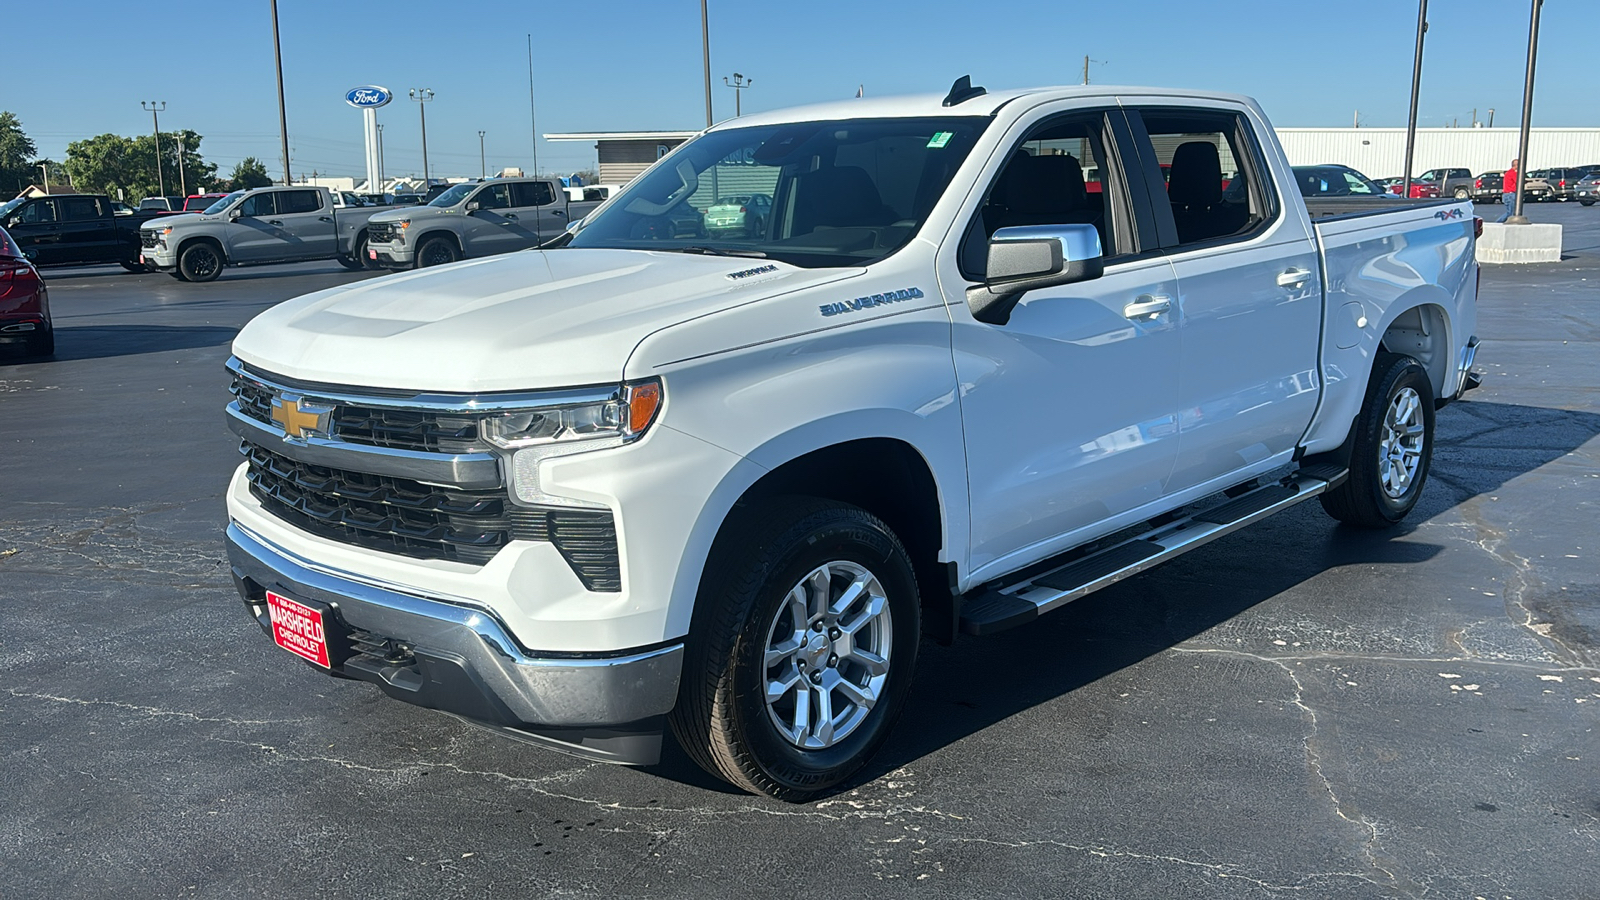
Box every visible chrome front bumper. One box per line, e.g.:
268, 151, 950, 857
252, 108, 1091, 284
226, 521, 683, 763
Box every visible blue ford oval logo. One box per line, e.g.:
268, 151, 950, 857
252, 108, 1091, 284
345, 85, 392, 109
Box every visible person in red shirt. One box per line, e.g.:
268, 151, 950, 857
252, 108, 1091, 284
1499, 159, 1519, 222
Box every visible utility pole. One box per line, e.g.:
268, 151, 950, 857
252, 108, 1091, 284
478, 130, 486, 178
723, 73, 752, 117
1471, 107, 1478, 127
377, 123, 385, 190
1401, 0, 1428, 199
141, 101, 166, 196
1507, 0, 1544, 225
177, 136, 187, 197
39, 163, 50, 194
1353, 109, 1360, 128
410, 88, 434, 187
1487, 107, 1496, 127
527, 34, 540, 177
700, 0, 713, 127
270, 0, 291, 185
1081, 56, 1105, 85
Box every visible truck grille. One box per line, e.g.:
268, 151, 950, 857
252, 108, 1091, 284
368, 222, 396, 243
242, 441, 621, 589
231, 372, 486, 454
140, 231, 159, 248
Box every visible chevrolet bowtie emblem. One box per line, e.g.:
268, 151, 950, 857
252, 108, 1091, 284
270, 394, 332, 440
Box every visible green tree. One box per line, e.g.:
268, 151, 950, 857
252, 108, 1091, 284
0, 111, 39, 196
227, 157, 273, 191
138, 129, 219, 195
63, 133, 149, 200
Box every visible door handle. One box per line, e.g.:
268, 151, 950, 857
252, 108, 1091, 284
318, 216, 332, 222
267, 219, 284, 226
551, 209, 567, 217
1277, 267, 1313, 288
504, 213, 518, 220
1123, 295, 1172, 319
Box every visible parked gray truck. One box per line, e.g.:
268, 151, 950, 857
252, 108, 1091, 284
138, 186, 391, 282
364, 177, 603, 269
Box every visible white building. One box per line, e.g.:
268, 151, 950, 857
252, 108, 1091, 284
1277, 128, 1600, 178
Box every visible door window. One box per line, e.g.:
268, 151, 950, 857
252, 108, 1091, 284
238, 193, 276, 217
60, 197, 103, 220
512, 181, 555, 206
475, 185, 512, 209
18, 201, 56, 224
1131, 109, 1278, 248
960, 112, 1129, 279
279, 191, 322, 214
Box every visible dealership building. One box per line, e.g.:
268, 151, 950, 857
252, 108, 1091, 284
550, 126, 1600, 187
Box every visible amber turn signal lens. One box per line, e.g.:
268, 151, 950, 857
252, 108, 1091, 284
628, 381, 663, 434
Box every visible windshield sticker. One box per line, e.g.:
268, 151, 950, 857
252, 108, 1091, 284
927, 132, 954, 149
820, 287, 925, 317
727, 264, 779, 281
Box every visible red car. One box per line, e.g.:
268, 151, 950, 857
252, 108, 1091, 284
0, 225, 53, 358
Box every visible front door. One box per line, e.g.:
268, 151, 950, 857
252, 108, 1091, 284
461, 183, 528, 257
1123, 105, 1322, 496
225, 191, 285, 262
9, 199, 63, 265
945, 108, 1182, 580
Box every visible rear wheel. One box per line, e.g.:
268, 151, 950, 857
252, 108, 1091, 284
416, 236, 459, 268
670, 498, 921, 801
1320, 353, 1435, 528
1453, 187, 1470, 200
178, 243, 223, 283
1582, 200, 1595, 207
119, 261, 148, 273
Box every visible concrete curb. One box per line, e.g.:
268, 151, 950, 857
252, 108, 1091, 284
1477, 222, 1562, 264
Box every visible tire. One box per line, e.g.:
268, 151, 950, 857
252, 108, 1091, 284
119, 261, 148, 273
1453, 187, 1470, 200
1320, 352, 1435, 528
336, 253, 365, 271
169, 271, 188, 281
177, 242, 223, 283
416, 235, 459, 268
670, 497, 921, 801
1582, 200, 1595, 207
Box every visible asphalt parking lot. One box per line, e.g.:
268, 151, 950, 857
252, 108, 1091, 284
2, 204, 1597, 899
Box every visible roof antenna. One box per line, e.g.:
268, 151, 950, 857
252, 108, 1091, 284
942, 75, 986, 107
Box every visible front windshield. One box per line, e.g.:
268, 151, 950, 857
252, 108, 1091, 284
0, 197, 26, 219
428, 184, 477, 207
566, 116, 986, 267
204, 191, 244, 215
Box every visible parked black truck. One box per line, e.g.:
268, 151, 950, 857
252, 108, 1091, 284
0, 194, 168, 272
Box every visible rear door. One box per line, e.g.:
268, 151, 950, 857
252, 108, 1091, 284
272, 189, 337, 260
943, 105, 1183, 577
55, 196, 115, 263
512, 180, 562, 245
1122, 104, 1322, 496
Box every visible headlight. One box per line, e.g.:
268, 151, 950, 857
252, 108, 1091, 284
489, 380, 662, 508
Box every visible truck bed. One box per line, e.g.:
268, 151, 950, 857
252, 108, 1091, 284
1303, 196, 1460, 221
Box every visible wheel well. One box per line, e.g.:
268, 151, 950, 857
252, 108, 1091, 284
177, 235, 226, 263
1379, 303, 1449, 399
416, 230, 462, 253
722, 439, 954, 642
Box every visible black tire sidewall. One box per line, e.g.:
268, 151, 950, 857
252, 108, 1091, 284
726, 512, 920, 793
179, 244, 221, 282
1356, 356, 1435, 521
418, 238, 457, 267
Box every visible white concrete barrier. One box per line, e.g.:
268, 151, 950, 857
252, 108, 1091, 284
1477, 223, 1563, 264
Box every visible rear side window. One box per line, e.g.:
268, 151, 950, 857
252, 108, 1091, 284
60, 197, 102, 220
512, 181, 555, 207
279, 191, 322, 214
1130, 108, 1278, 249
238, 193, 276, 217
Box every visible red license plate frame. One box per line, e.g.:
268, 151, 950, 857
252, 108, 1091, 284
266, 590, 332, 668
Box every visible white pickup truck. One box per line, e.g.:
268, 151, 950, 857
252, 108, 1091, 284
224, 79, 1481, 801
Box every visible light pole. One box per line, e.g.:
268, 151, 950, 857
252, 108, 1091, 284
270, 0, 291, 185
141, 101, 166, 196
1401, 0, 1428, 200
723, 73, 752, 117
176, 135, 188, 197
1507, 0, 1544, 225
478, 130, 486, 178
377, 123, 385, 190
410, 88, 434, 188
701, 0, 713, 127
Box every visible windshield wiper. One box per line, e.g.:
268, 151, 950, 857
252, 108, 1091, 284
669, 245, 768, 258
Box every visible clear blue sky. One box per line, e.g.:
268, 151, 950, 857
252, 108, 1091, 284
11, 0, 1593, 182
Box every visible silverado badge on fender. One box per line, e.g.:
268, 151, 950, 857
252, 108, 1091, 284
819, 287, 925, 317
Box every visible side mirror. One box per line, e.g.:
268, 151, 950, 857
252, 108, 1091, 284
465, 201, 480, 212
968, 224, 1104, 325
228, 208, 243, 220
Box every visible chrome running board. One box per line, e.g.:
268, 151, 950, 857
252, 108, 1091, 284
958, 469, 1344, 636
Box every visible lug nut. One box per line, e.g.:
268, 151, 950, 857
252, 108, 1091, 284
797, 659, 806, 670
829, 627, 841, 639
809, 670, 823, 685
828, 654, 838, 667
812, 621, 824, 632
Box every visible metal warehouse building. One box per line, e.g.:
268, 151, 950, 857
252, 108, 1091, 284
551, 127, 1600, 187
1276, 128, 1600, 178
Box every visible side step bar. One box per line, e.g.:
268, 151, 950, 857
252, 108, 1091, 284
958, 469, 1345, 636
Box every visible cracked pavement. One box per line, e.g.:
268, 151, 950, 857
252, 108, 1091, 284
2, 205, 1597, 898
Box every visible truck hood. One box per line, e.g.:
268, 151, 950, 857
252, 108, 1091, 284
141, 212, 207, 229
231, 249, 859, 392
368, 204, 453, 224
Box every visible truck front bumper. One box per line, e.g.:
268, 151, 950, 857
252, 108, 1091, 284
226, 521, 684, 764
366, 241, 415, 269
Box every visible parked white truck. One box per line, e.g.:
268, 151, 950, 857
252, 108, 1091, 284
225, 79, 1481, 800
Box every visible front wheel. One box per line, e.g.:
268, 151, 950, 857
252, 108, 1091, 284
670, 498, 921, 801
416, 236, 460, 268
1320, 352, 1435, 528
178, 243, 223, 283
1582, 200, 1595, 207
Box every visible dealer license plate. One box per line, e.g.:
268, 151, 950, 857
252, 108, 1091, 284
266, 590, 331, 668
368, 249, 377, 260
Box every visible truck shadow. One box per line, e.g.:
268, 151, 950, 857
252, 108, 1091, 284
0, 325, 239, 365
660, 397, 1600, 799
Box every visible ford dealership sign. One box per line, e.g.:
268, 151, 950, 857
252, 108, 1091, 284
345, 86, 392, 109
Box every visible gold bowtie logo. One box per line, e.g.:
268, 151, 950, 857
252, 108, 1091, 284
270, 395, 332, 439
